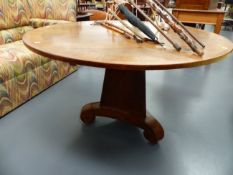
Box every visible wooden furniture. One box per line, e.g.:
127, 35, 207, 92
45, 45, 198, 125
175, 0, 219, 10
172, 8, 225, 34
77, 2, 96, 11
77, 12, 93, 21
23, 22, 233, 144
84, 9, 107, 20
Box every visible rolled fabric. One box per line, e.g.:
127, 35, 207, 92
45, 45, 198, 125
118, 4, 158, 42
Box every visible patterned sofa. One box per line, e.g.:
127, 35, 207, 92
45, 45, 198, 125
0, 0, 77, 117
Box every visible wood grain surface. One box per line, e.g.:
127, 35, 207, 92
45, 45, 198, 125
23, 21, 233, 70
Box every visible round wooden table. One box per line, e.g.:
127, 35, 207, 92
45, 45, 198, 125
23, 22, 233, 144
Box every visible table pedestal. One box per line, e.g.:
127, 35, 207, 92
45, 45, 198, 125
80, 69, 164, 144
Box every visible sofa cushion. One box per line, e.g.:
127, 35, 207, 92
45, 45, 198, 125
0, 0, 31, 30
0, 26, 33, 44
29, 18, 70, 28
0, 40, 51, 83
27, 0, 77, 22
0, 59, 77, 117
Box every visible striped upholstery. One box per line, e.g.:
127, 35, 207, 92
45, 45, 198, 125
0, 0, 77, 117
0, 0, 31, 30
0, 26, 33, 44
0, 41, 76, 116
29, 18, 70, 28
27, 0, 77, 22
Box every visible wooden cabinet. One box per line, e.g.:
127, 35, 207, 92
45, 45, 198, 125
176, 0, 219, 10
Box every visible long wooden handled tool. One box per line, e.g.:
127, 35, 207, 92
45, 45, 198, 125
152, 0, 205, 48
128, 0, 181, 51
147, 0, 204, 56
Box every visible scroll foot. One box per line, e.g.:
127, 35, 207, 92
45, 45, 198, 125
80, 103, 97, 124
142, 114, 164, 144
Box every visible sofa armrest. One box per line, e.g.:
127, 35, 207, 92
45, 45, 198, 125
29, 18, 72, 28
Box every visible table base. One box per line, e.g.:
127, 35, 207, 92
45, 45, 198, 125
80, 69, 164, 144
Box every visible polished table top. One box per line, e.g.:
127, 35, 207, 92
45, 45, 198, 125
23, 21, 233, 70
